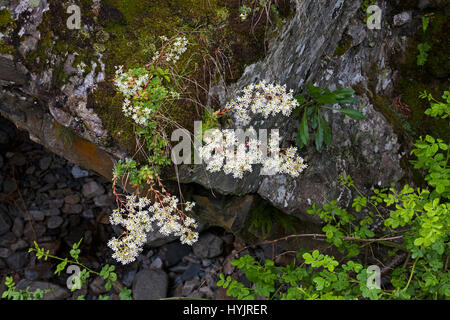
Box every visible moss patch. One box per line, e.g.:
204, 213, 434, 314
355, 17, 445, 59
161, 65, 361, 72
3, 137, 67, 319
0, 9, 16, 55
7, 0, 293, 170
393, 6, 449, 140
0, 9, 13, 31
333, 33, 353, 57
240, 195, 319, 243
22, 1, 99, 79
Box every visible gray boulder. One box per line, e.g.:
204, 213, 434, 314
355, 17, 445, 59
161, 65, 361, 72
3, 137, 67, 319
193, 233, 224, 259
0, 208, 12, 235
132, 269, 168, 300
81, 181, 105, 199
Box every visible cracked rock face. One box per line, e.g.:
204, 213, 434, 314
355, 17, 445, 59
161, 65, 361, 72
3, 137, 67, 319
0, 0, 412, 229
0, 0, 127, 179
179, 0, 408, 223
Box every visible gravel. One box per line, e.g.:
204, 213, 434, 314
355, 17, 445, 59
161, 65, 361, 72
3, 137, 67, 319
132, 269, 169, 300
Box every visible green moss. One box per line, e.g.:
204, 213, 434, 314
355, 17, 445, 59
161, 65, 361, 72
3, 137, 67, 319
364, 5, 449, 143
333, 34, 353, 56
423, 9, 450, 79
52, 64, 71, 87
0, 9, 13, 31
361, 5, 449, 188
244, 197, 303, 241
396, 79, 448, 138
22, 0, 101, 81
54, 122, 76, 147
0, 41, 15, 55
8, 0, 288, 161
88, 0, 279, 153
89, 82, 137, 151
0, 9, 17, 54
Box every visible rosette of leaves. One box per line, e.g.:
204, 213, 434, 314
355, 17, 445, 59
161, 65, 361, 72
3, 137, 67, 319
294, 82, 366, 151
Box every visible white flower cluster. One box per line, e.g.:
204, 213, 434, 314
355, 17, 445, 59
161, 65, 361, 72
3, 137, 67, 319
153, 36, 189, 64
226, 81, 299, 126
113, 66, 152, 126
198, 129, 308, 179
108, 195, 198, 265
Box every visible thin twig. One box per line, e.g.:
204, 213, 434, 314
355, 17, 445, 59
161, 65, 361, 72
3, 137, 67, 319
231, 233, 404, 259
381, 253, 408, 275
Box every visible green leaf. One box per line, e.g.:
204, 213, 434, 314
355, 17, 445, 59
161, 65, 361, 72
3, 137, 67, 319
414, 238, 424, 246
337, 97, 357, 105
315, 117, 324, 151
332, 88, 355, 97
312, 250, 320, 259
316, 91, 339, 105
417, 42, 431, 66
119, 288, 133, 300
266, 260, 275, 267
313, 277, 325, 290
109, 273, 117, 282
295, 94, 307, 107
425, 135, 435, 143
320, 115, 332, 146
337, 108, 367, 120
422, 16, 430, 32
296, 130, 305, 149
54, 258, 68, 276
306, 82, 323, 98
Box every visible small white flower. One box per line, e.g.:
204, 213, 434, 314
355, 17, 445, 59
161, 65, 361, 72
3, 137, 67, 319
198, 81, 307, 180
228, 81, 299, 126
108, 194, 198, 265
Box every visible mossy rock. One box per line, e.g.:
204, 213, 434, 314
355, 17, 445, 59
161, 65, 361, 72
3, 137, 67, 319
0, 9, 16, 54
87, 0, 290, 153
393, 5, 449, 140
362, 5, 449, 188
423, 8, 450, 79
0, 9, 13, 31
7, 0, 293, 171
334, 33, 353, 57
